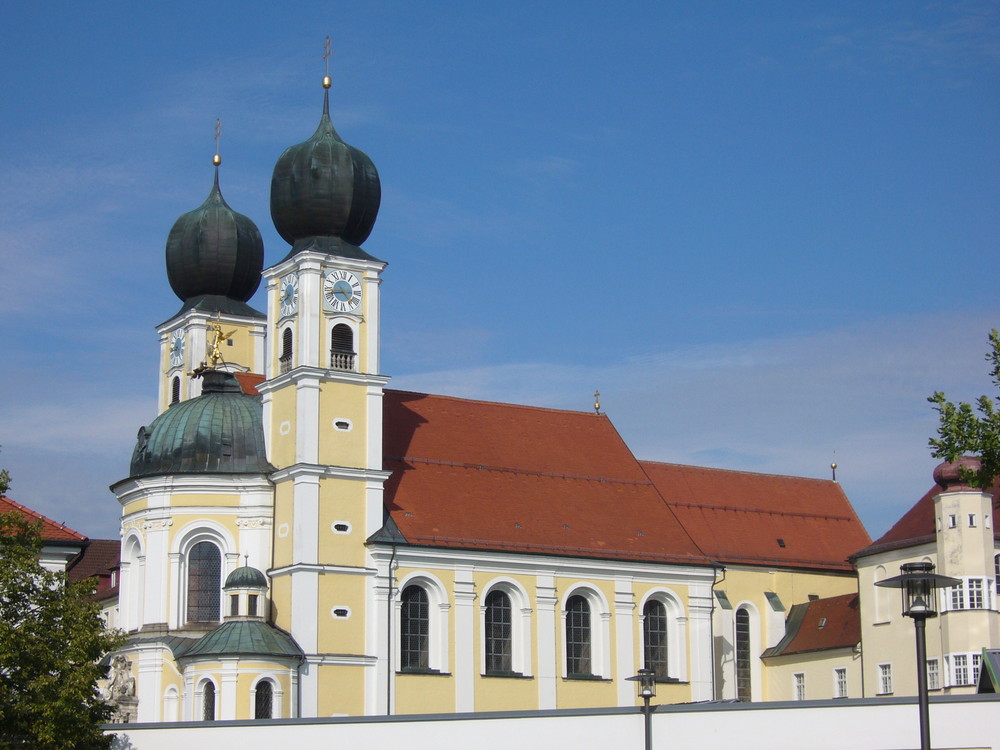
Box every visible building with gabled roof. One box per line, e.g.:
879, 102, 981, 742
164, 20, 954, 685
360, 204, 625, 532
852, 457, 1000, 698
104, 69, 872, 723
1, 494, 89, 572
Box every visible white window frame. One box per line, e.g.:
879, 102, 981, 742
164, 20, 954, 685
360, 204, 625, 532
943, 577, 994, 612
250, 676, 282, 719
833, 667, 848, 698
877, 663, 893, 695
560, 584, 612, 679
394, 572, 450, 674
793, 672, 806, 701
638, 589, 688, 683
480, 578, 532, 677
926, 658, 940, 690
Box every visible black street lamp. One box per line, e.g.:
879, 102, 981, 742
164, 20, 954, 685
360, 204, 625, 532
627, 669, 657, 750
875, 561, 960, 750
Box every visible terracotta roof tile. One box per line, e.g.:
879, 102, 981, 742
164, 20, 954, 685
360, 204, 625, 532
640, 461, 870, 571
763, 593, 860, 657
382, 391, 710, 565
235, 372, 265, 396
854, 480, 1000, 559
0, 495, 87, 542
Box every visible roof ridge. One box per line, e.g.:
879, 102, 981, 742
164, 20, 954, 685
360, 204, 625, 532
386, 454, 650, 485
0, 495, 87, 540
639, 459, 835, 484
665, 500, 856, 523
385, 388, 600, 417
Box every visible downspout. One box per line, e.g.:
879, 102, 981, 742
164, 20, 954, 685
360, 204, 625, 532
709, 563, 727, 701
386, 544, 397, 715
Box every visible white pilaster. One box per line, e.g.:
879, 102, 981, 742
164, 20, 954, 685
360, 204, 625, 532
536, 573, 558, 708
614, 577, 635, 706
453, 567, 476, 712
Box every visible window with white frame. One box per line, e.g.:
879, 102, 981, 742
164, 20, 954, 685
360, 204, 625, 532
187, 541, 222, 624
944, 577, 993, 611
735, 607, 752, 701
400, 584, 430, 671
565, 595, 592, 677
950, 580, 965, 610
254, 679, 274, 719
793, 672, 806, 701
973, 652, 982, 684
927, 658, 940, 690
643, 599, 668, 680
968, 578, 985, 609
484, 589, 514, 675
995, 553, 1000, 595
834, 667, 848, 698
952, 654, 970, 686
877, 664, 893, 695
201, 680, 216, 721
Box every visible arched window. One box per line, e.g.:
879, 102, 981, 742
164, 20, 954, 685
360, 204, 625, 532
187, 541, 221, 624
280, 327, 293, 374
485, 590, 513, 675
400, 585, 429, 671
643, 599, 668, 679
202, 681, 216, 721
735, 607, 752, 702
171, 376, 180, 404
254, 680, 273, 719
330, 324, 355, 371
565, 595, 592, 677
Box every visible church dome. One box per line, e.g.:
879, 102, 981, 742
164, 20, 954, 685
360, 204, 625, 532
224, 565, 268, 590
270, 81, 381, 259
165, 166, 264, 306
129, 370, 273, 478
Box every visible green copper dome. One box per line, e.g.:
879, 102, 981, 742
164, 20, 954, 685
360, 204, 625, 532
165, 167, 265, 309
270, 86, 381, 261
180, 620, 303, 662
129, 371, 273, 478
224, 565, 268, 590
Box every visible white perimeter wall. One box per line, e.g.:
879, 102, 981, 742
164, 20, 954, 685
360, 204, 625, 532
110, 695, 1000, 750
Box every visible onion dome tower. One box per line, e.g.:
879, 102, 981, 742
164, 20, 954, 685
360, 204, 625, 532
270, 73, 381, 262
165, 156, 265, 318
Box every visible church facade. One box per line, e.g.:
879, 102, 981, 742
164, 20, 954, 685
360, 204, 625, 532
108, 73, 870, 722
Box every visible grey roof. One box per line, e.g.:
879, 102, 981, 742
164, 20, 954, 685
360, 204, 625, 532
224, 565, 268, 589
128, 370, 274, 478
180, 620, 303, 662
979, 649, 1000, 693
166, 167, 264, 305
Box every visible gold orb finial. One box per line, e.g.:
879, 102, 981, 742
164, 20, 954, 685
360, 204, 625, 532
594, 390, 601, 415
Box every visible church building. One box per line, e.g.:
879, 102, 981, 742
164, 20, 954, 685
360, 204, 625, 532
107, 71, 870, 722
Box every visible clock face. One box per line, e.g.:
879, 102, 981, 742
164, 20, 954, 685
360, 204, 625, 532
279, 273, 299, 317
323, 269, 363, 313
169, 330, 185, 368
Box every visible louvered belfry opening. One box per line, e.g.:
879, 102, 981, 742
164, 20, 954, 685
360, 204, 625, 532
330, 323, 355, 371
280, 327, 293, 374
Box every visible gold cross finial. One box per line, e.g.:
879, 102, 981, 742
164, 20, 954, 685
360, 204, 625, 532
213, 118, 222, 166
322, 36, 332, 89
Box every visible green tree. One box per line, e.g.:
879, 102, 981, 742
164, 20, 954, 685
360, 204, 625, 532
0, 498, 125, 749
928, 328, 1000, 488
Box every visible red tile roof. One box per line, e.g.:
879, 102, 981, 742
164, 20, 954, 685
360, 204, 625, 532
762, 593, 860, 657
0, 495, 87, 542
640, 462, 870, 571
382, 390, 710, 565
67, 539, 121, 597
854, 480, 1000, 559
235, 372, 265, 396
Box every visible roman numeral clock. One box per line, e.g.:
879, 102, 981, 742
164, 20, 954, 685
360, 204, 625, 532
323, 269, 362, 313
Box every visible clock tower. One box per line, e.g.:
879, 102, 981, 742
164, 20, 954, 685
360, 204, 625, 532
157, 153, 266, 412
257, 73, 389, 717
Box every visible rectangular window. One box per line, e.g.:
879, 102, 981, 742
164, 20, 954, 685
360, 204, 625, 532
248, 594, 258, 617
229, 594, 239, 617
948, 514, 957, 528
793, 673, 805, 701
969, 513, 977, 527
927, 659, 940, 690
950, 581, 965, 610
834, 668, 848, 698
953, 654, 969, 686
968, 578, 984, 609
878, 664, 893, 695
973, 653, 982, 685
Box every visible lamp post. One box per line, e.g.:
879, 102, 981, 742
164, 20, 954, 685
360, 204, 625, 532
627, 668, 657, 750
875, 561, 959, 750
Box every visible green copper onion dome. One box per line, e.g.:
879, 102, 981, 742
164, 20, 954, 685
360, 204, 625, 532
224, 565, 268, 590
165, 165, 264, 309
270, 81, 381, 261
129, 370, 273, 478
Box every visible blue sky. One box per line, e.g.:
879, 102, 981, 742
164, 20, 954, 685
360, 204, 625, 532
0, 1, 997, 540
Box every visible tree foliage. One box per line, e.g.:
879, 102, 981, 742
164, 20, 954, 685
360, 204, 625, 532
0, 507, 125, 749
928, 328, 1000, 488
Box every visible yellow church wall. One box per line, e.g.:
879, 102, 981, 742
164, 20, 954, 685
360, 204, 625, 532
317, 480, 367, 568
269, 575, 293, 634
217, 321, 256, 370
317, 381, 367, 468
271, 482, 295, 569
316, 573, 368, 654
474, 676, 537, 711
267, 387, 298, 469
168, 493, 241, 508
234, 666, 294, 719
316, 665, 366, 716
556, 675, 616, 707
122, 498, 149, 514
395, 673, 455, 714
